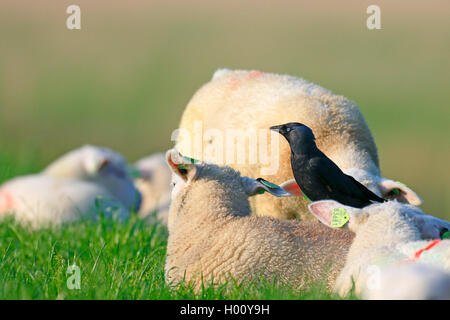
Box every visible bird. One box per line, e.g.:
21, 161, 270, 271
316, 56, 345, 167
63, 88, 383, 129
270, 122, 386, 208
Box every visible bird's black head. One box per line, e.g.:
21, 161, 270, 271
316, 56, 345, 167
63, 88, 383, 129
270, 122, 316, 143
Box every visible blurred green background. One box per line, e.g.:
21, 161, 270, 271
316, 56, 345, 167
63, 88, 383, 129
0, 0, 449, 219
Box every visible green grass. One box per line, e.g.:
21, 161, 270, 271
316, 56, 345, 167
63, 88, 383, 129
0, 215, 344, 300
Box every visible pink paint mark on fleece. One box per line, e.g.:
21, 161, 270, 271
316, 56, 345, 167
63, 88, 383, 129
230, 78, 240, 91
0, 189, 14, 212
230, 71, 264, 91
247, 71, 263, 78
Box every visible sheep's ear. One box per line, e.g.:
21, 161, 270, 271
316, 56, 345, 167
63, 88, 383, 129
242, 177, 291, 197
308, 200, 361, 230
279, 179, 305, 197
165, 149, 197, 182
84, 155, 110, 176
379, 179, 423, 206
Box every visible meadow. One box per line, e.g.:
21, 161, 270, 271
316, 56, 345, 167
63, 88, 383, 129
0, 215, 344, 299
0, 0, 448, 299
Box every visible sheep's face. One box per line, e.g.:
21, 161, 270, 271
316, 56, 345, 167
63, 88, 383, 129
412, 212, 450, 240
44, 145, 141, 211
95, 162, 141, 212
79, 146, 141, 211
371, 203, 450, 240
308, 200, 450, 240
44, 145, 121, 178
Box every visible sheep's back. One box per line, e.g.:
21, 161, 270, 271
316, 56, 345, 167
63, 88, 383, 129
165, 215, 354, 289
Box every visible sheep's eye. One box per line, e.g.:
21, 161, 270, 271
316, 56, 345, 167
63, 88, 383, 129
179, 168, 188, 175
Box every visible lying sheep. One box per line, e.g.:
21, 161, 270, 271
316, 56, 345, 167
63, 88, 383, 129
175, 69, 422, 220
0, 145, 140, 228
164, 149, 355, 290
43, 144, 140, 211
0, 176, 129, 228
364, 264, 450, 300
307, 200, 450, 299
132, 153, 172, 225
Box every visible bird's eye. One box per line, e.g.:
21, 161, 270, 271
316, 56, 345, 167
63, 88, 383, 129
286, 127, 291, 132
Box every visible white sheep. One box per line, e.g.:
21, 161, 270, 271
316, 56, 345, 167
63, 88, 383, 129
0, 175, 128, 228
0, 145, 140, 228
307, 200, 450, 299
132, 153, 172, 225
43, 144, 127, 178
164, 149, 355, 290
175, 69, 422, 220
364, 264, 450, 300
43, 144, 140, 212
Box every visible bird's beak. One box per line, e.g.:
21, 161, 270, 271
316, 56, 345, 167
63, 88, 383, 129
270, 125, 283, 133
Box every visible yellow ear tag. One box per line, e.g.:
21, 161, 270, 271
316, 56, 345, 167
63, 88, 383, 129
331, 208, 350, 228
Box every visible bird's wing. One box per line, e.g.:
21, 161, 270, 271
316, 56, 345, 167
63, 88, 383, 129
309, 157, 385, 203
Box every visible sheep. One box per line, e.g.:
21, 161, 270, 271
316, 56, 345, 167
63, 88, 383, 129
164, 149, 355, 290
0, 175, 129, 228
364, 264, 450, 300
0, 145, 141, 228
42, 144, 140, 212
43, 144, 128, 179
175, 69, 422, 221
132, 153, 172, 225
307, 200, 450, 299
